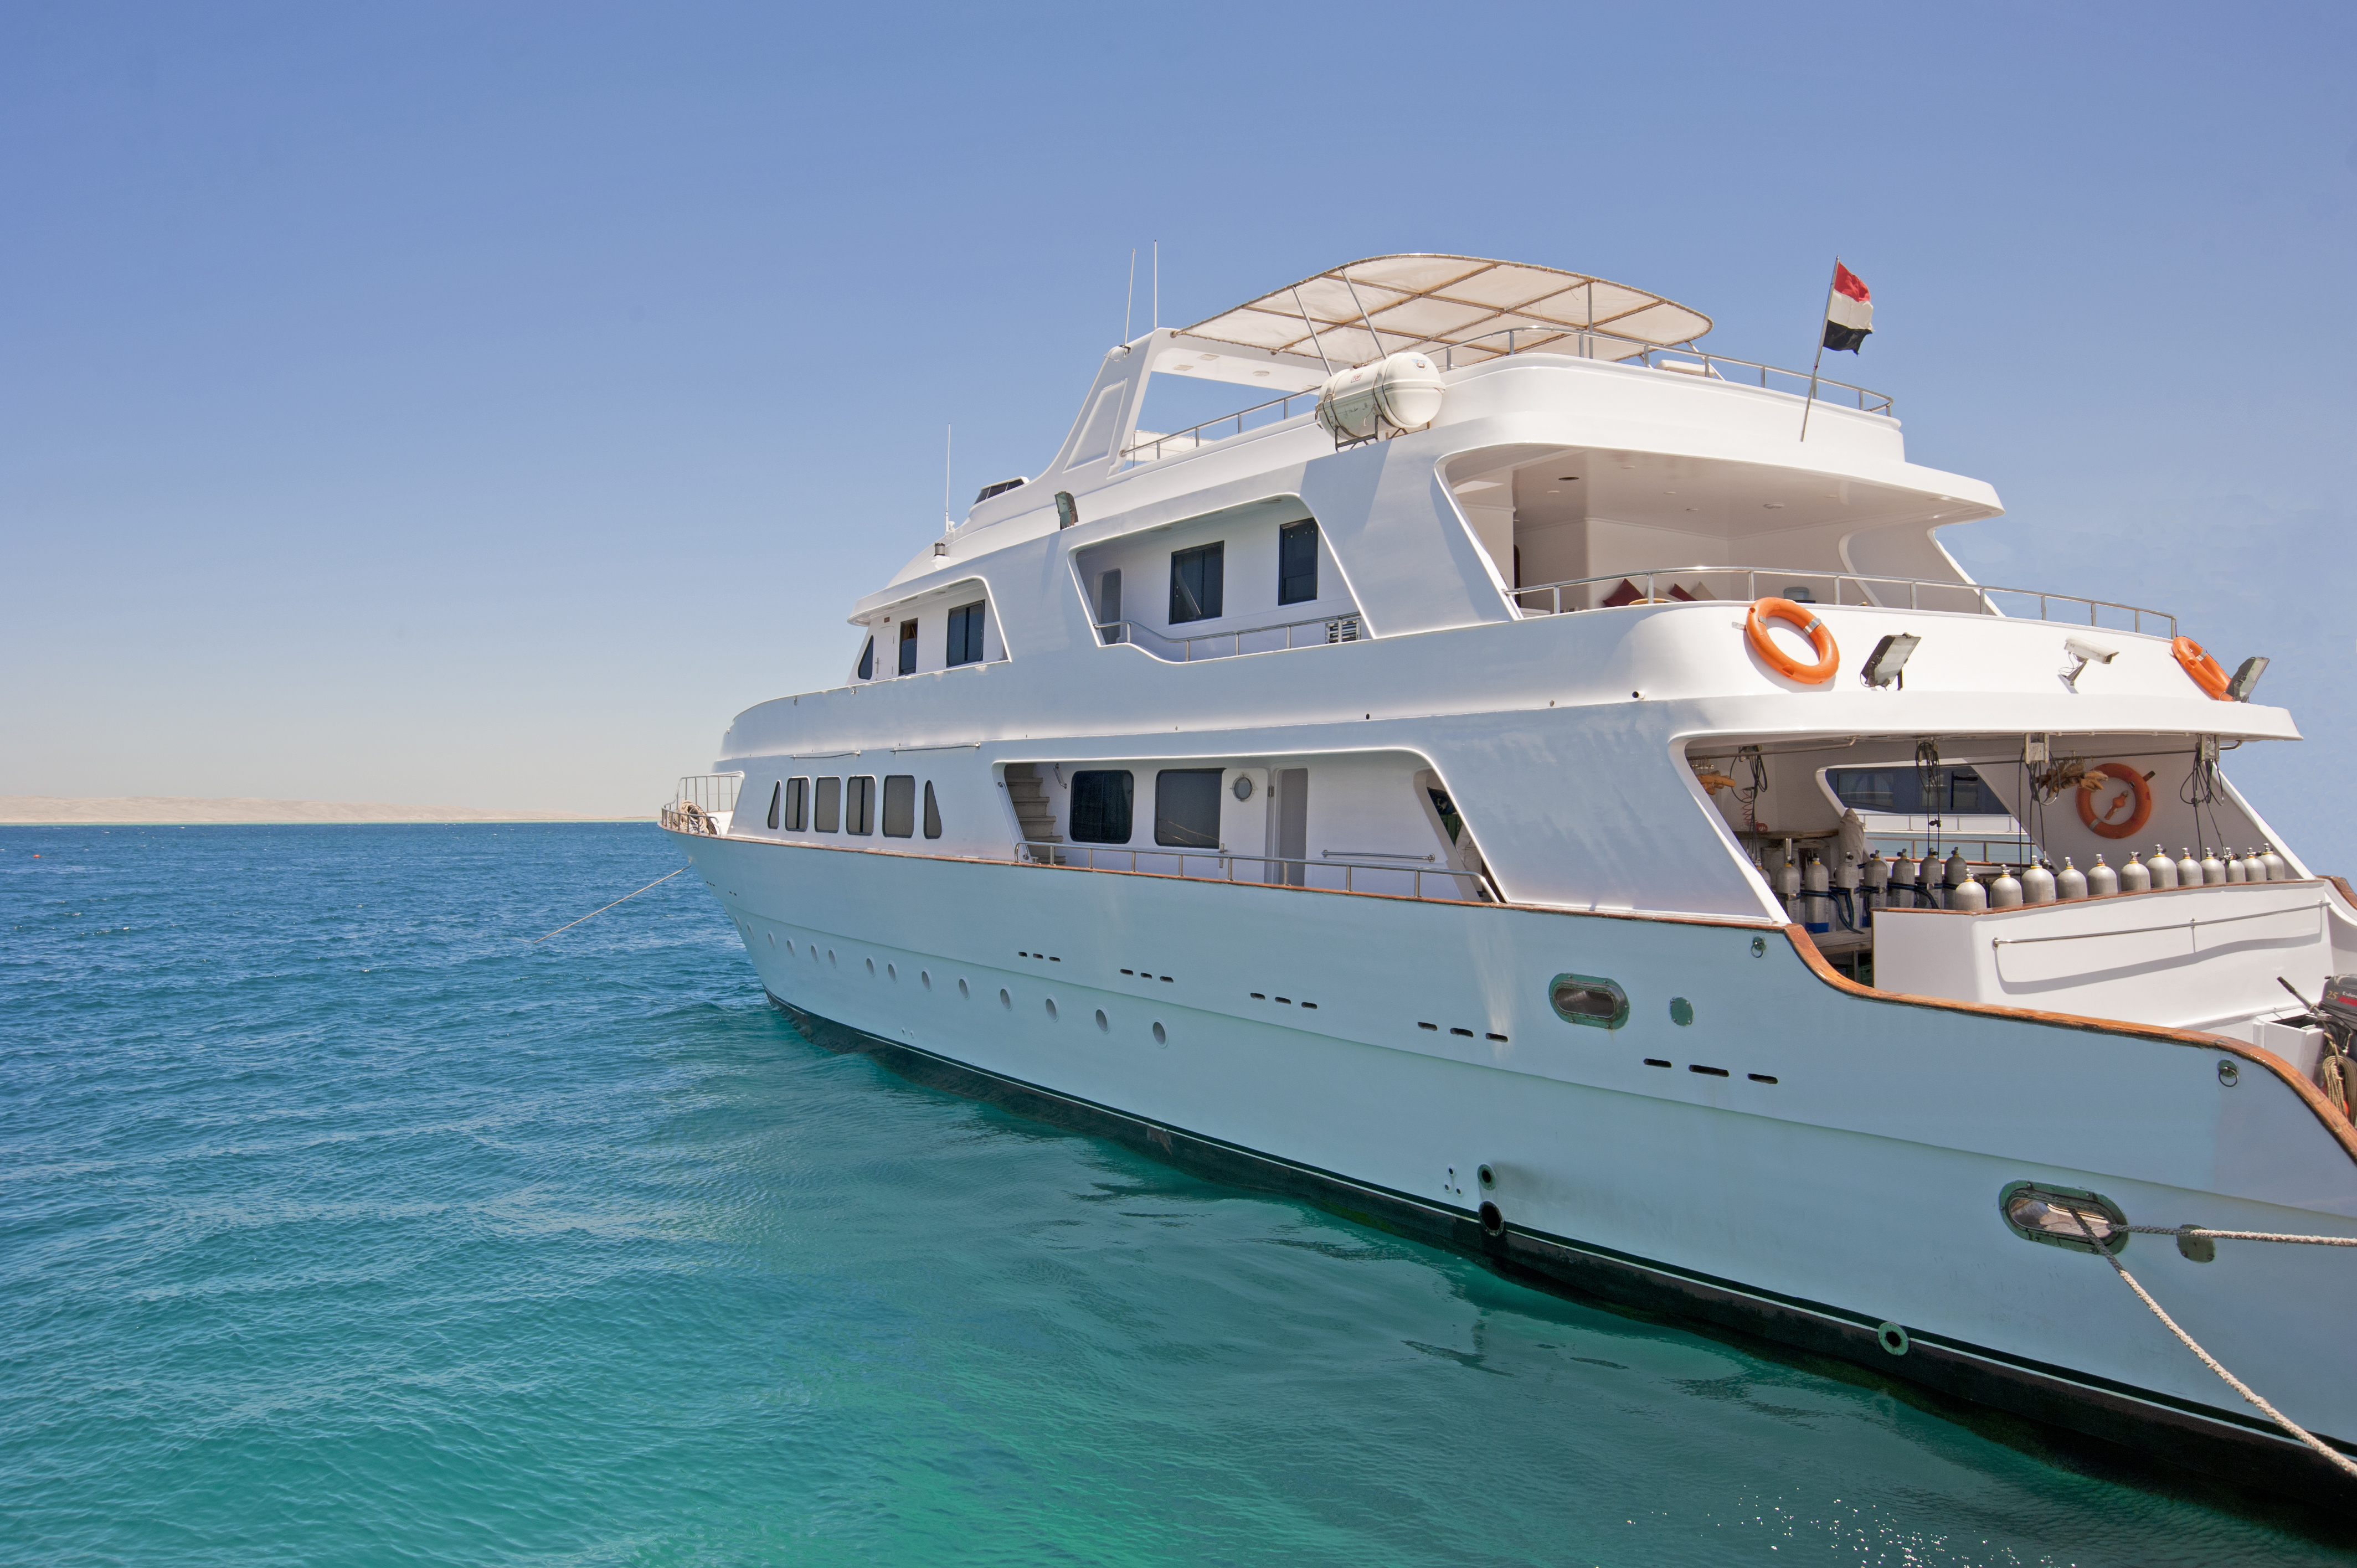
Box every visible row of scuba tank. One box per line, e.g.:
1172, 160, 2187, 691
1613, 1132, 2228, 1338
1765, 840, 2292, 922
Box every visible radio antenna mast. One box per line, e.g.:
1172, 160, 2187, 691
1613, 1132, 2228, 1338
1152, 240, 1159, 331
1123, 249, 1136, 343
942, 425, 952, 529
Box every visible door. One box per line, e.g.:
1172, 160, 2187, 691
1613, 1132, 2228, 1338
1272, 767, 1308, 886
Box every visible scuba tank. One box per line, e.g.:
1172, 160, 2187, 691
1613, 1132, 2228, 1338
1989, 867, 2024, 909
2057, 857, 2088, 901
1952, 875, 1989, 911
2261, 844, 2288, 882
2120, 852, 2150, 893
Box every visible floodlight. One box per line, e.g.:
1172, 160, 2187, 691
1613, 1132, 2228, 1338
2226, 655, 2269, 702
1862, 633, 1920, 689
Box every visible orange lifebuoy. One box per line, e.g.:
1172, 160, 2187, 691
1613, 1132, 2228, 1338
2173, 636, 2231, 700
1744, 597, 1840, 684
2075, 762, 2153, 839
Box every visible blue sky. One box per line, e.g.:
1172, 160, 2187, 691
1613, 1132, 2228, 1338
4, 3, 2351, 859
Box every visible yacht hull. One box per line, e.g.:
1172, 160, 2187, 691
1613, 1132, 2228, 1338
682, 828, 2357, 1510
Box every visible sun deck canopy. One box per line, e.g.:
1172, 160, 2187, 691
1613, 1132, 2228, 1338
1180, 254, 1713, 370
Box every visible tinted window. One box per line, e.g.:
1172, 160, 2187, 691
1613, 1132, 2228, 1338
1069, 771, 1134, 843
1826, 765, 1995, 815
847, 776, 875, 835
785, 777, 809, 831
1278, 520, 1318, 606
814, 777, 841, 833
922, 781, 941, 838
856, 638, 874, 680
897, 620, 918, 675
883, 775, 915, 837
1170, 542, 1223, 623
1155, 768, 1224, 848
946, 602, 986, 666
766, 780, 781, 831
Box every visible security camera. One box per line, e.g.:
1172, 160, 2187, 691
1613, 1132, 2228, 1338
2063, 637, 2119, 665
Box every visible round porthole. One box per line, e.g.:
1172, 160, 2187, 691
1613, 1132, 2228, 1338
1669, 997, 1694, 1027
1477, 1164, 1495, 1189
1045, 998, 1058, 1020
999, 988, 1011, 1009
1232, 775, 1254, 801
1151, 1022, 1167, 1045
1478, 1201, 1505, 1237
1876, 1322, 1910, 1356
1095, 1008, 1109, 1032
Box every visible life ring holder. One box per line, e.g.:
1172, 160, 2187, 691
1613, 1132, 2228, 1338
2075, 762, 2153, 839
1744, 597, 1840, 684
2173, 636, 2231, 700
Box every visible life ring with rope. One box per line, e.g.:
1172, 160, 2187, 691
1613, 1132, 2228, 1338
2173, 636, 2231, 700
1744, 597, 1840, 684
2074, 762, 2154, 839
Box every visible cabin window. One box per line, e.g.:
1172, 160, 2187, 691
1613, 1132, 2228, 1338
847, 776, 876, 835
1170, 542, 1223, 623
922, 781, 942, 838
785, 777, 809, 831
814, 777, 842, 833
1428, 788, 1464, 844
1549, 974, 1629, 1030
1278, 519, 1318, 606
1155, 768, 1224, 848
1827, 765, 1995, 815
856, 638, 874, 680
946, 601, 987, 667
766, 781, 781, 831
883, 775, 915, 837
1097, 570, 1123, 643
1069, 770, 1134, 843
897, 620, 919, 675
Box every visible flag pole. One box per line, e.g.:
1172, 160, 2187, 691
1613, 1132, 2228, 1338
1799, 257, 1837, 442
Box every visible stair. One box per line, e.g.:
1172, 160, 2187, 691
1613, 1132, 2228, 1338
1002, 764, 1063, 852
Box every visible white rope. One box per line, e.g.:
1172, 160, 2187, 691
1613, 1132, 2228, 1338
528, 866, 688, 945
2067, 1206, 2357, 1479
2124, 1225, 2357, 1247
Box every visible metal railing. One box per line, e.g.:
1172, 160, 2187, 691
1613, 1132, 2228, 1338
1014, 840, 1483, 900
1509, 566, 2176, 637
1096, 612, 1363, 662
1120, 388, 1322, 465
1434, 323, 1893, 415
660, 772, 742, 834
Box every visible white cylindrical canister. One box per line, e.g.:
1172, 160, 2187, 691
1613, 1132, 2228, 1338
1314, 353, 1444, 440
2197, 849, 2223, 886
1944, 849, 1969, 887
1990, 869, 2024, 908
2148, 848, 2179, 889
2061, 858, 2092, 900
2262, 844, 2288, 881
1952, 876, 1990, 911
2119, 854, 2150, 893
2239, 849, 2265, 883
2223, 850, 2246, 883
2023, 862, 2057, 905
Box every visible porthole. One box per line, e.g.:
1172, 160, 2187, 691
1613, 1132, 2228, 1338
1045, 998, 1059, 1021
999, 988, 1011, 1009
1548, 974, 1629, 1029
1999, 1181, 2128, 1255
1152, 1022, 1167, 1045
1669, 996, 1694, 1027
1095, 1009, 1109, 1033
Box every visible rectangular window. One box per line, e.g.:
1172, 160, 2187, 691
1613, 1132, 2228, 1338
1155, 768, 1224, 848
814, 777, 842, 833
883, 775, 915, 837
856, 638, 874, 680
1278, 520, 1318, 606
897, 620, 918, 676
946, 601, 986, 666
846, 776, 875, 835
766, 780, 781, 831
785, 777, 809, 831
1825, 765, 1994, 815
1169, 541, 1223, 624
1069, 770, 1134, 843
1097, 569, 1121, 629
922, 780, 942, 838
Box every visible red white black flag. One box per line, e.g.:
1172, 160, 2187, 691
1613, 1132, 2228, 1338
1822, 262, 1872, 352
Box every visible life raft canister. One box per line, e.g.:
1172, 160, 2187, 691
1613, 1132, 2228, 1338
2172, 636, 2231, 700
2075, 762, 2153, 839
1744, 597, 1840, 684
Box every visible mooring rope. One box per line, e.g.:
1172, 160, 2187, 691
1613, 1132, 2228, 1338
2066, 1206, 2357, 1480
2123, 1225, 2357, 1247
528, 866, 688, 945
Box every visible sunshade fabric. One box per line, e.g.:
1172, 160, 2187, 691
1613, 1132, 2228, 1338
1180, 254, 1712, 369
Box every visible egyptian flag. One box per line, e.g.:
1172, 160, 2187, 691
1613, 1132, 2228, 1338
1822, 262, 1872, 352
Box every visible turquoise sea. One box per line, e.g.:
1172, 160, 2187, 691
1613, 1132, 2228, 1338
3, 823, 2350, 1566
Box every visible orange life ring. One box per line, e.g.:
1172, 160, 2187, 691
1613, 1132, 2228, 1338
1744, 597, 1840, 684
2075, 762, 2153, 839
2173, 636, 2231, 700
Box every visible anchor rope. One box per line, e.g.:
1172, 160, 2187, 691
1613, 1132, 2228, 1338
2065, 1205, 2357, 1479
528, 866, 688, 945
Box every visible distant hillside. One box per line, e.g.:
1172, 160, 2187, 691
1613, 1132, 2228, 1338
0, 796, 650, 826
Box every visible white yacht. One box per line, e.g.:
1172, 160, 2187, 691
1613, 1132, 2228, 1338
662, 255, 2357, 1508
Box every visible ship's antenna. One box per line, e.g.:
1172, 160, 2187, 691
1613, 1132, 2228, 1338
943, 425, 953, 529
1152, 240, 1159, 331
1123, 248, 1136, 343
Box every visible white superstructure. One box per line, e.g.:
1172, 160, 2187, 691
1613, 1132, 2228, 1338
663, 255, 2357, 1507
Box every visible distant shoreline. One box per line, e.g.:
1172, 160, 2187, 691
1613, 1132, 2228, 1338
0, 796, 655, 827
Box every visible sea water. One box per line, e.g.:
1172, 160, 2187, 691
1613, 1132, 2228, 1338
2, 823, 2347, 1566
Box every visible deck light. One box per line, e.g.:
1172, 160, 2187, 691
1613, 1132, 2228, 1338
2226, 656, 2268, 702
1862, 633, 1919, 688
